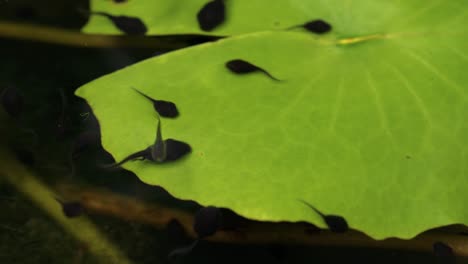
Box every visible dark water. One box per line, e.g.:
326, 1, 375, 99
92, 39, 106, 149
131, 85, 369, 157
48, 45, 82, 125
0, 1, 463, 263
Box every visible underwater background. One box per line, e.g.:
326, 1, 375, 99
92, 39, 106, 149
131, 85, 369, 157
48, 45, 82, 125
0, 1, 464, 263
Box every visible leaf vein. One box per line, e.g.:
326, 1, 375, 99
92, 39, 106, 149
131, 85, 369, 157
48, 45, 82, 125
402, 48, 467, 100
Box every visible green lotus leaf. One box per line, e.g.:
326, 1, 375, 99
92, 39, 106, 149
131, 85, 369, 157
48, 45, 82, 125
83, 0, 341, 35
76, 0, 468, 239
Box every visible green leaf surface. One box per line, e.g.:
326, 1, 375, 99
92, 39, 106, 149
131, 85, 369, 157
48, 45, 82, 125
82, 0, 353, 36
76, 1, 468, 239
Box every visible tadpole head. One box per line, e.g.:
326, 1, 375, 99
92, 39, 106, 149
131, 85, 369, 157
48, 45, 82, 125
193, 206, 222, 238
225, 59, 258, 74
197, 0, 226, 32
72, 131, 100, 158
55, 199, 84, 218
1, 85, 23, 118
433, 241, 454, 257
164, 139, 192, 162
112, 15, 147, 35
325, 215, 348, 233
153, 100, 179, 118
14, 148, 35, 166
303, 19, 332, 34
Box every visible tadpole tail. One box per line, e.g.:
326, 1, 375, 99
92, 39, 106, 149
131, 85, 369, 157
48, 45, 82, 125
168, 240, 199, 260
285, 24, 302, 30
131, 87, 153, 102
98, 149, 147, 169
261, 70, 283, 82
298, 199, 324, 218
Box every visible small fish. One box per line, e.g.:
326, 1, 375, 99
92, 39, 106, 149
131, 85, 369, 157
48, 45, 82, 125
225, 59, 282, 82
197, 0, 225, 31
101, 118, 191, 169
79, 8, 147, 35
299, 199, 348, 233
1, 85, 23, 118
55, 198, 84, 218
288, 19, 332, 34
132, 87, 179, 118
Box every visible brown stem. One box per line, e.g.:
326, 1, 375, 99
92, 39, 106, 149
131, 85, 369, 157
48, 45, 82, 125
56, 183, 468, 257
0, 21, 216, 49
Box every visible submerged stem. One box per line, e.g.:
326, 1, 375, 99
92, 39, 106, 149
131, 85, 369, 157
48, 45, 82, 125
0, 147, 134, 264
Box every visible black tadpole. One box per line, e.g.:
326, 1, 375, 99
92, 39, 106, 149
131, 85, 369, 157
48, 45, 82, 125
78, 8, 147, 35
288, 19, 332, 34
100, 118, 191, 169
299, 199, 348, 233
197, 0, 225, 31
1, 85, 23, 117
225, 59, 282, 82
67, 131, 101, 178
194, 206, 222, 238
168, 206, 222, 260
55, 198, 84, 218
132, 87, 179, 118
433, 241, 454, 257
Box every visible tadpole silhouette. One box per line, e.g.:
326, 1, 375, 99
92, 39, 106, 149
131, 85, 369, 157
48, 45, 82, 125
169, 206, 222, 260
14, 148, 35, 166
101, 118, 191, 169
1, 85, 23, 117
55, 198, 84, 218
299, 199, 348, 233
67, 131, 100, 178
132, 87, 179, 118
433, 241, 454, 257
197, 0, 225, 31
193, 206, 223, 238
225, 59, 282, 82
288, 19, 332, 34
79, 8, 147, 35
55, 88, 69, 138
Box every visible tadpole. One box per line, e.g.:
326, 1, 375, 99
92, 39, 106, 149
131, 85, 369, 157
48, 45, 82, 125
299, 199, 348, 233
1, 85, 23, 118
288, 19, 332, 34
169, 206, 222, 260
433, 241, 454, 257
14, 148, 35, 166
67, 131, 101, 178
101, 117, 191, 169
132, 87, 179, 118
197, 0, 225, 31
79, 8, 147, 35
55, 198, 84, 218
164, 139, 192, 161
225, 59, 282, 82
193, 206, 223, 238
55, 88, 69, 138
